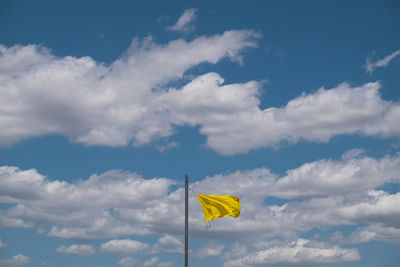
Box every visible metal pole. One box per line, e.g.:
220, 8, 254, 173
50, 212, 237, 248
185, 174, 189, 267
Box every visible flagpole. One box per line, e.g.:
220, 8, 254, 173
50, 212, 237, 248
185, 174, 189, 267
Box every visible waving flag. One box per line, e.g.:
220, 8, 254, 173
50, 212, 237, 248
196, 194, 241, 222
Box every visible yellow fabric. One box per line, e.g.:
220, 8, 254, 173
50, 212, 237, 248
196, 194, 241, 222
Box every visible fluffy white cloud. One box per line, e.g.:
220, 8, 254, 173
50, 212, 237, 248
191, 153, 400, 199
286, 191, 400, 232
55, 244, 95, 256
271, 155, 400, 199
184, 153, 400, 241
336, 190, 400, 227
0, 254, 31, 267
0, 152, 400, 257
0, 30, 259, 149
223, 239, 360, 267
204, 81, 400, 155
1, 34, 400, 155
332, 224, 400, 245
0, 166, 45, 203
0, 167, 174, 239
192, 243, 225, 259
365, 49, 400, 74
117, 257, 137, 267
152, 234, 183, 254
160, 79, 400, 155
100, 239, 150, 255
166, 8, 197, 33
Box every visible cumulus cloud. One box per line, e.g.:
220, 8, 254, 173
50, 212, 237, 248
332, 224, 400, 245
191, 153, 400, 199
192, 243, 225, 259
0, 31, 260, 152
0, 151, 400, 267
0, 166, 174, 239
100, 239, 150, 254
55, 244, 95, 256
0, 254, 31, 267
223, 239, 360, 267
1, 152, 400, 242
166, 8, 197, 33
335, 190, 400, 227
152, 234, 184, 254
365, 49, 400, 74
2, 33, 400, 155
204, 81, 400, 155
271, 155, 400, 199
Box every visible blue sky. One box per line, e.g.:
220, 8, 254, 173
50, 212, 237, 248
0, 0, 400, 266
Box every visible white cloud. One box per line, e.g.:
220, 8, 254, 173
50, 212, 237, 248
192, 152, 400, 199
201, 81, 400, 155
0, 214, 33, 228
0, 167, 174, 239
221, 243, 248, 263
0, 166, 45, 203
333, 224, 400, 245
0, 254, 31, 267
100, 239, 150, 255
55, 244, 95, 256
341, 148, 365, 160
185, 153, 400, 240
336, 190, 400, 228
1, 152, 400, 247
152, 234, 183, 254
223, 239, 360, 267
271, 154, 400, 199
166, 8, 197, 33
0, 31, 259, 152
365, 49, 400, 74
2, 36, 400, 155
192, 243, 224, 259
4, 29, 400, 159
117, 257, 137, 267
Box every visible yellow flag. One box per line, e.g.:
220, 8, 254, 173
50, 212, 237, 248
196, 194, 241, 222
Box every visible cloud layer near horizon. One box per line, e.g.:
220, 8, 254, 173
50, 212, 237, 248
1, 151, 400, 265
1, 33, 400, 155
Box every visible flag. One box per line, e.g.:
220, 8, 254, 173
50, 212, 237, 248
196, 194, 241, 222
